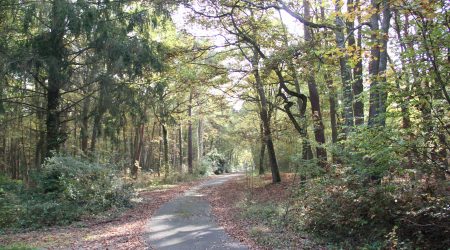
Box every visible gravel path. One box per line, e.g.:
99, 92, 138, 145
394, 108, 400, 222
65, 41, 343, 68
145, 173, 248, 250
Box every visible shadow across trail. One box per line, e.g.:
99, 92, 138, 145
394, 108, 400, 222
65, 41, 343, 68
145, 173, 247, 250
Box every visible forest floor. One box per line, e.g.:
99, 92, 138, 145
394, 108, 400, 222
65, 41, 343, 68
1, 172, 321, 250
0, 177, 207, 249
201, 173, 323, 250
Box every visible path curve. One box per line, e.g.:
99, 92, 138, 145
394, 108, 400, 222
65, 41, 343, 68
145, 173, 248, 250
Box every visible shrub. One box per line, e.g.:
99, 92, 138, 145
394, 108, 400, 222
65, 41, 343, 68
290, 164, 449, 249
0, 156, 134, 229
198, 149, 227, 175
0, 175, 23, 229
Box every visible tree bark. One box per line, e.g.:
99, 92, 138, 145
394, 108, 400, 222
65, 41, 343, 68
327, 77, 339, 144
187, 90, 194, 174
253, 51, 281, 183
349, 0, 365, 125
131, 124, 144, 178
259, 122, 265, 175
368, 0, 382, 126
377, 1, 391, 126
147, 121, 157, 171
197, 118, 203, 162
178, 124, 183, 170
80, 95, 90, 153
304, 0, 327, 165
334, 1, 355, 134
161, 123, 169, 177
45, 0, 66, 158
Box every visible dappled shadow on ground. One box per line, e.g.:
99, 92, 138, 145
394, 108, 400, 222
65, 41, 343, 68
0, 180, 203, 249
146, 174, 248, 250
201, 173, 322, 250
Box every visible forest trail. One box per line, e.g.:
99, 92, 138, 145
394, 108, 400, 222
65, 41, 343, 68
145, 173, 248, 250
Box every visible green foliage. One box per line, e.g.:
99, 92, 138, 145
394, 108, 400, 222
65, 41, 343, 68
289, 166, 449, 249
0, 243, 37, 250
0, 156, 134, 229
198, 149, 227, 175
0, 176, 22, 229
333, 127, 406, 179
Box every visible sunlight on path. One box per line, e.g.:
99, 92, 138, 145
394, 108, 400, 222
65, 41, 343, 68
145, 174, 248, 250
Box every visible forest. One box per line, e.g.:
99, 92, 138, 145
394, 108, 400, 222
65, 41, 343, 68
0, 0, 449, 249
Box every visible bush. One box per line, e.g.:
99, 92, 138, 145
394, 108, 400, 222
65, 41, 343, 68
0, 175, 23, 229
198, 149, 227, 175
290, 165, 449, 249
0, 156, 134, 229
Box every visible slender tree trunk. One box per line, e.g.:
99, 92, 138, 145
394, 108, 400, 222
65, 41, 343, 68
367, 0, 391, 126
304, 0, 327, 165
131, 124, 144, 178
349, 0, 365, 125
259, 122, 265, 175
197, 119, 203, 162
172, 129, 177, 169
90, 110, 102, 152
161, 123, 169, 177
178, 124, 183, 170
327, 77, 339, 144
90, 87, 108, 154
35, 110, 46, 168
377, 1, 391, 126
122, 124, 127, 173
334, 1, 355, 134
0, 135, 5, 174
80, 95, 90, 153
393, 10, 411, 130
253, 51, 281, 183
187, 90, 193, 174
158, 125, 162, 177
147, 122, 157, 171
368, 0, 382, 126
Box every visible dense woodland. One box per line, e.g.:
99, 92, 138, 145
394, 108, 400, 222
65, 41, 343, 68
0, 0, 449, 248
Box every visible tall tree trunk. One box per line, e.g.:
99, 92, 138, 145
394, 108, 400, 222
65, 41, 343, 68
304, 0, 327, 165
90, 108, 103, 152
45, 0, 66, 158
327, 77, 339, 144
0, 135, 5, 174
253, 51, 281, 183
334, 1, 355, 134
178, 124, 183, 170
161, 123, 169, 177
35, 110, 46, 168
368, 0, 382, 126
259, 122, 265, 175
349, 0, 365, 125
46, 84, 61, 158
368, 0, 391, 127
147, 122, 157, 171
197, 119, 203, 162
377, 1, 391, 126
80, 95, 90, 153
393, 10, 411, 130
131, 124, 144, 178
157, 125, 162, 177
187, 90, 193, 174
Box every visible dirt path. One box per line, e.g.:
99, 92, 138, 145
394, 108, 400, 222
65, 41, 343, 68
145, 173, 248, 250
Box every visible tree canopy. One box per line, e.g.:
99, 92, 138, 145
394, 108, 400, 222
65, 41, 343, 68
0, 0, 448, 248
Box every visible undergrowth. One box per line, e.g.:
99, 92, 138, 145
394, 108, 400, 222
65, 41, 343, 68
239, 128, 449, 249
0, 156, 134, 230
